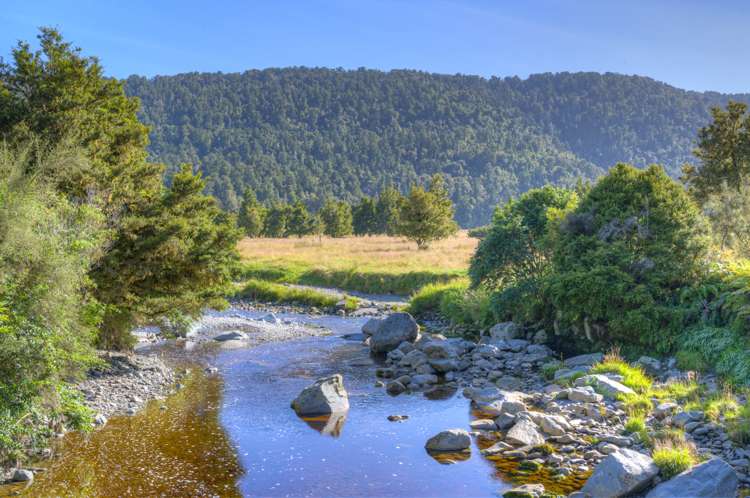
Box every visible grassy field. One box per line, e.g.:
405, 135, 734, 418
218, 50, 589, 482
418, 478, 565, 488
236, 232, 477, 296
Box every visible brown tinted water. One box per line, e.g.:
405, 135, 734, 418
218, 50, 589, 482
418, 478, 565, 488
10, 309, 588, 497
23, 367, 242, 497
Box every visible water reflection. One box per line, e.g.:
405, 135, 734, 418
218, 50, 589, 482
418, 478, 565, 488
300, 412, 348, 437
427, 450, 472, 465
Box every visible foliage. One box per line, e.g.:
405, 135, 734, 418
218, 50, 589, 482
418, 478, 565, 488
92, 165, 240, 349
624, 416, 646, 434
408, 281, 467, 316
618, 393, 653, 417
0, 142, 101, 463
469, 185, 577, 289
729, 403, 750, 445
287, 200, 316, 237
683, 101, 750, 202
1, 29, 241, 350
237, 187, 266, 237
398, 174, 458, 249
407, 279, 492, 330
701, 179, 750, 256
319, 198, 354, 237
124, 69, 749, 226
652, 441, 696, 479
546, 164, 710, 354
352, 196, 379, 235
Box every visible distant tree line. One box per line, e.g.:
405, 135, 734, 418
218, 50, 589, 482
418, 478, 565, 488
238, 175, 457, 248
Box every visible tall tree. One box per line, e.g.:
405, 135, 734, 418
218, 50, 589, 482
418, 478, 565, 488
0, 29, 239, 349
352, 196, 378, 235
398, 175, 458, 249
237, 187, 266, 237
319, 198, 353, 237
376, 186, 405, 235
287, 200, 314, 237
683, 101, 750, 202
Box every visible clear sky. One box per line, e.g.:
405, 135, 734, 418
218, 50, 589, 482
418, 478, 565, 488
1, 0, 748, 93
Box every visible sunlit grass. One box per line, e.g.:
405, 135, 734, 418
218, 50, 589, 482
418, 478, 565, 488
652, 440, 696, 479
650, 380, 703, 403
235, 278, 359, 309
590, 349, 652, 393
618, 392, 653, 417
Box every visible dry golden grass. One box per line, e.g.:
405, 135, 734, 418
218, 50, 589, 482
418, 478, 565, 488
237, 231, 477, 273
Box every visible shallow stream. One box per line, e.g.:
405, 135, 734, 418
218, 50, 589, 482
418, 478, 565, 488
18, 309, 586, 497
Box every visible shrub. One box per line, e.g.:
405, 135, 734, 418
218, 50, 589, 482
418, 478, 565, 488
652, 441, 696, 479
675, 350, 709, 372
547, 164, 710, 354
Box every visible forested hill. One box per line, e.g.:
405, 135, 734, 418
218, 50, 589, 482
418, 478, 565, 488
124, 69, 750, 226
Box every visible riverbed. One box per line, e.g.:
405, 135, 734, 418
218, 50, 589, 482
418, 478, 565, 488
17, 308, 585, 497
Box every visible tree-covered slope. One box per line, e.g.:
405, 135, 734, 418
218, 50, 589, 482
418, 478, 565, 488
124, 69, 749, 226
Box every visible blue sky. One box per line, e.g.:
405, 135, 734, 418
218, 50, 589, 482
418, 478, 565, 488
1, 0, 748, 93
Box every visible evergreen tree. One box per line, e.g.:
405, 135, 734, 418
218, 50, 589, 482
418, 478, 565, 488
376, 185, 405, 235
237, 187, 266, 237
287, 200, 314, 237
352, 196, 378, 235
263, 202, 292, 237
0, 29, 239, 349
398, 175, 458, 249
319, 198, 354, 237
683, 101, 750, 202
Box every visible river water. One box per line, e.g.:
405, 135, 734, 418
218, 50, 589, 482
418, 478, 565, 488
18, 309, 587, 497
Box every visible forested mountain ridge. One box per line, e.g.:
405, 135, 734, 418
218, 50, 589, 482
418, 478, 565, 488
124, 69, 750, 226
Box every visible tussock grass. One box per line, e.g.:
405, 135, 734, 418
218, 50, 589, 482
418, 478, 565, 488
235, 279, 358, 310
618, 392, 653, 417
590, 349, 652, 393
729, 403, 750, 445
236, 233, 475, 295
650, 380, 703, 403
624, 416, 646, 434
652, 440, 696, 479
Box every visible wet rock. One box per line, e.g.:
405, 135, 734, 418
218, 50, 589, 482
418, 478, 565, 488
387, 415, 409, 422
12, 469, 33, 482
428, 358, 459, 373
645, 458, 738, 498
213, 330, 248, 342
505, 419, 545, 447
581, 447, 658, 498
410, 374, 438, 386
470, 419, 497, 431
386, 380, 407, 395
291, 374, 349, 415
502, 483, 546, 498
369, 312, 419, 353
262, 312, 280, 324
425, 429, 471, 452
361, 318, 382, 337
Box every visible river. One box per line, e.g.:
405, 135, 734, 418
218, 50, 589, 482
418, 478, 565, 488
19, 308, 586, 497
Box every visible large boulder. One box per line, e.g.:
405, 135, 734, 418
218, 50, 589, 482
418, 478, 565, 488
291, 374, 349, 415
505, 419, 545, 447
369, 313, 419, 353
645, 458, 738, 498
425, 429, 471, 452
574, 374, 635, 398
581, 448, 658, 497
361, 318, 382, 337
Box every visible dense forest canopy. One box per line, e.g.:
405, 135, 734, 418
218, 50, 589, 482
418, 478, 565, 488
124, 69, 750, 226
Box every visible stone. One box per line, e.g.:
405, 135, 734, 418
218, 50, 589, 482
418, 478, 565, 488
505, 419, 545, 447
568, 386, 604, 403
488, 322, 519, 341
599, 443, 620, 455
422, 340, 458, 359
495, 412, 517, 430
93, 413, 108, 426
532, 330, 548, 344
574, 374, 635, 398
361, 317, 382, 337
12, 469, 33, 482
425, 429, 471, 452
428, 358, 459, 373
262, 312, 280, 324
537, 414, 572, 436
369, 312, 419, 353
581, 448, 658, 498
387, 414, 409, 422
503, 483, 546, 498
672, 411, 704, 428
565, 352, 603, 368
495, 375, 524, 391
386, 380, 406, 395
291, 374, 349, 415
213, 330, 248, 342
654, 402, 679, 419
554, 366, 590, 382
636, 356, 662, 375
645, 458, 738, 498
410, 374, 438, 386
470, 419, 497, 431
600, 435, 632, 447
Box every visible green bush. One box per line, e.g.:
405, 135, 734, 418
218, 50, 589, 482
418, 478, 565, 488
546, 164, 710, 354
652, 442, 695, 479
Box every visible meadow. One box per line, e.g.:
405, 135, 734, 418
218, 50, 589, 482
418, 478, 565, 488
236, 232, 477, 296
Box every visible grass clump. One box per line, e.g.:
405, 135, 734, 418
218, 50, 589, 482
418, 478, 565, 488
700, 392, 740, 421
728, 403, 750, 445
652, 441, 696, 479
531, 443, 556, 455
236, 279, 346, 308
624, 416, 646, 434
590, 349, 653, 393
618, 392, 654, 417
650, 380, 703, 403
408, 280, 467, 315
541, 360, 563, 380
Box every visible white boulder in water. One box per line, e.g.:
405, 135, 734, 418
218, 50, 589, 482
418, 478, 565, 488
291, 374, 350, 415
